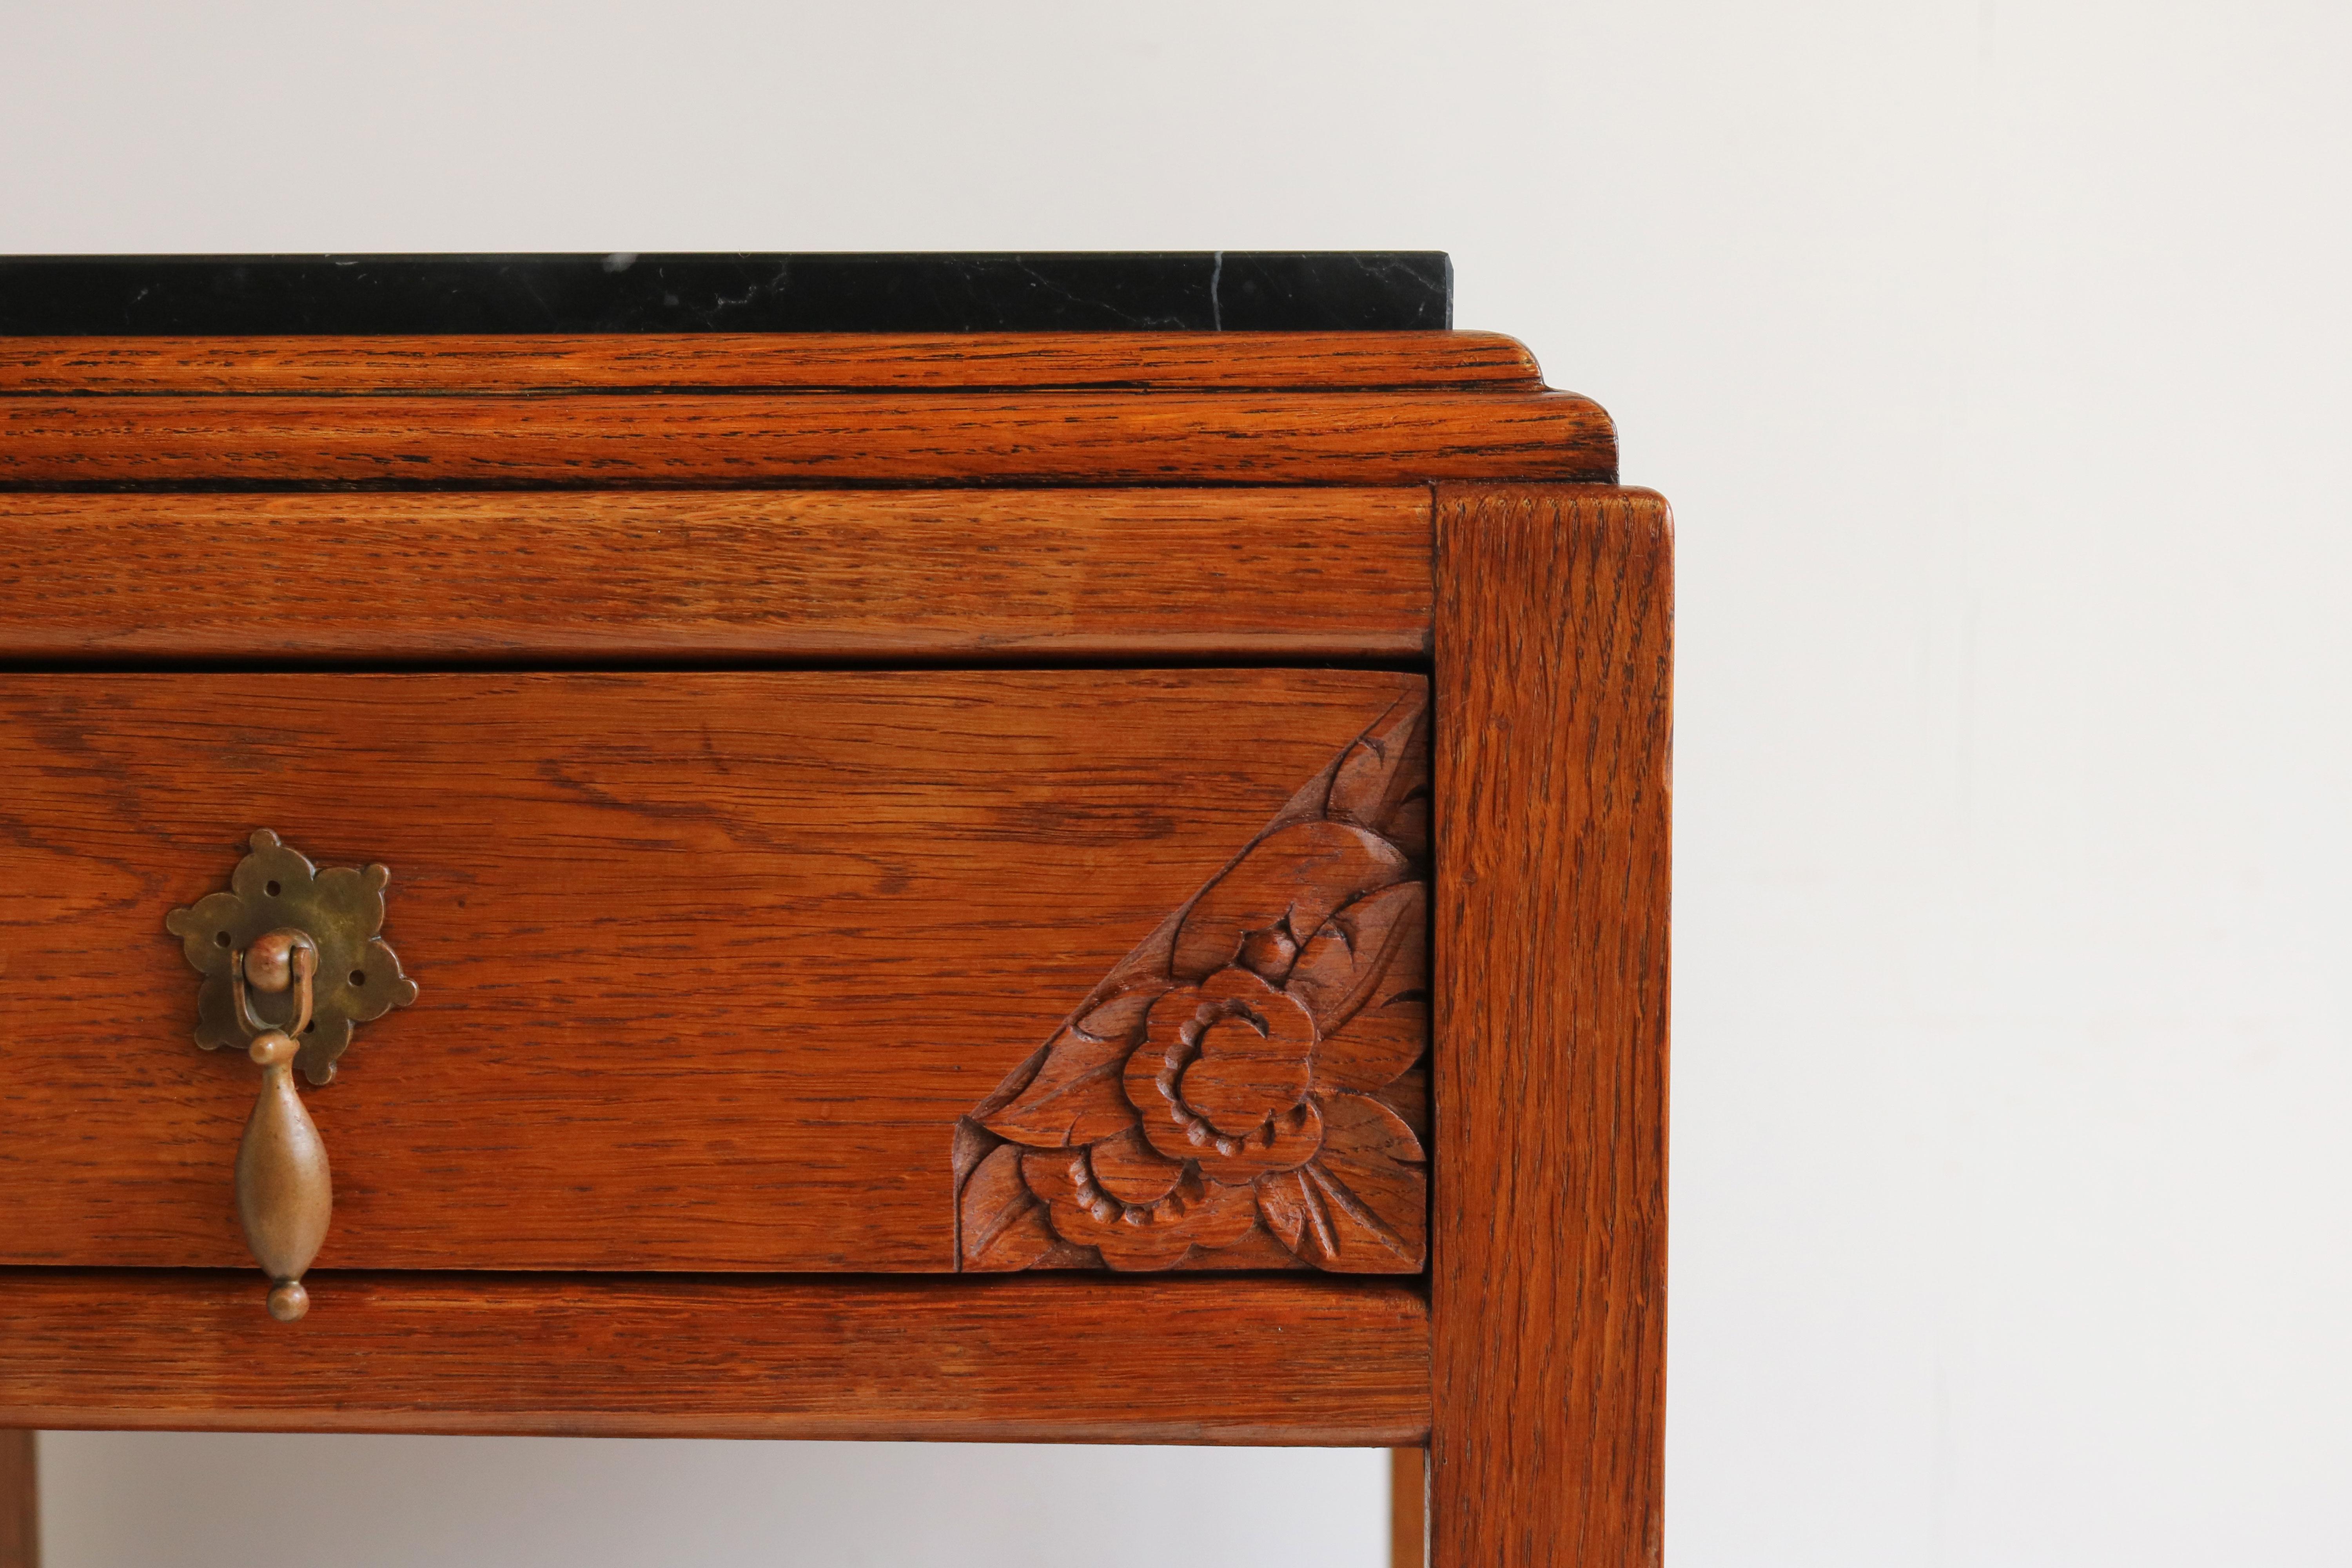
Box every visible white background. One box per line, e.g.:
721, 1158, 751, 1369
9, 1, 2350, 1563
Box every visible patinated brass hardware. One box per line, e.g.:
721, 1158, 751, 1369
230, 927, 327, 1321
165, 830, 418, 1319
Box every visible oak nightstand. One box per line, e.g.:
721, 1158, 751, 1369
0, 252, 1669, 1568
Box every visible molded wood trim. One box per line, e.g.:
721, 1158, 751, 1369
0, 332, 1544, 395
0, 488, 1432, 662
0, 391, 1614, 488
0, 1270, 1428, 1446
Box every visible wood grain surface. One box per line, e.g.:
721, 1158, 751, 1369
0, 1270, 1428, 1445
0, 668, 1423, 1272
1430, 485, 1671, 1566
0, 332, 1542, 394
0, 488, 1431, 661
960, 687, 1431, 1275
0, 391, 1613, 488
1391, 1447, 1426, 1568
0, 1430, 30, 1568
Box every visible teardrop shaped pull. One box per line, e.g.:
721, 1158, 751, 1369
231, 932, 332, 1320
237, 1027, 331, 1320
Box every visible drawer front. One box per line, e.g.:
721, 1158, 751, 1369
0, 669, 1428, 1275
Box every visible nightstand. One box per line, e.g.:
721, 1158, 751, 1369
0, 252, 1668, 1568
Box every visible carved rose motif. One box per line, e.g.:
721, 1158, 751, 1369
957, 689, 1429, 1272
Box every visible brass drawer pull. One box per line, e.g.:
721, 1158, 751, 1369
166, 830, 417, 1319
228, 928, 327, 1322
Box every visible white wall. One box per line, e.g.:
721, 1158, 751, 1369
9, 2, 2350, 1563
34, 1435, 1385, 1568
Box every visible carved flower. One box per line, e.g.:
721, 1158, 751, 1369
1131, 967, 1319, 1168
958, 690, 1430, 1273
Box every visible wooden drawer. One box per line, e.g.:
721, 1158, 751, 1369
0, 301, 1670, 1557
0, 668, 1428, 1276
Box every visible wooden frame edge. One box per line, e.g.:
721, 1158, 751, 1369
1432, 483, 1672, 1565
0, 1271, 1428, 1447
0, 390, 1615, 489
0, 331, 1546, 395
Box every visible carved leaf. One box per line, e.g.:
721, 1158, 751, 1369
1074, 988, 1160, 1041
1289, 1093, 1426, 1272
1327, 692, 1428, 841
959, 1142, 1056, 1271
978, 1024, 1142, 1149
1256, 1169, 1318, 1255
1288, 881, 1423, 1034
977, 985, 1163, 1148
1171, 821, 1410, 981
1316, 996, 1429, 1100
1295, 882, 1428, 1095
1382, 793, 1430, 867
1374, 1064, 1428, 1147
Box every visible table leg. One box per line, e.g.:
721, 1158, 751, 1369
1391, 1447, 1426, 1568
0, 1429, 36, 1568
1432, 485, 1672, 1565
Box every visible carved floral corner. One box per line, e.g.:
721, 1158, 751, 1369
956, 687, 1430, 1274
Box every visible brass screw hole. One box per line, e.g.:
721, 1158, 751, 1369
215, 931, 231, 947
265, 880, 282, 896
349, 971, 367, 986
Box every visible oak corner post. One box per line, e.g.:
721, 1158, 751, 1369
1430, 484, 1672, 1566
0, 1428, 34, 1568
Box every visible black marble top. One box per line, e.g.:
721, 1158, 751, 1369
0, 253, 1450, 335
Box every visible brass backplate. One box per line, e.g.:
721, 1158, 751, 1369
165, 829, 419, 1085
